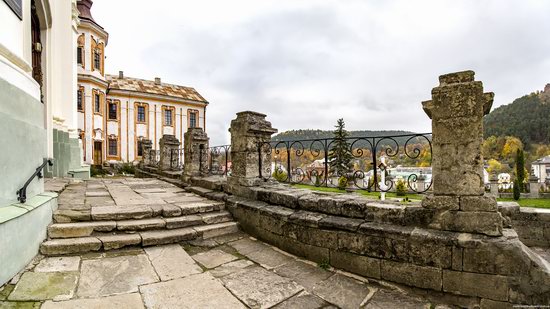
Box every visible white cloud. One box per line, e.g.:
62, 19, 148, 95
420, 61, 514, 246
93, 0, 550, 145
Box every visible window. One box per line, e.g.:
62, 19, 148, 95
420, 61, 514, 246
77, 47, 83, 65
77, 89, 83, 111
137, 140, 143, 157
164, 109, 172, 126
137, 106, 146, 122
108, 102, 117, 120
94, 50, 101, 71
94, 93, 101, 113
108, 138, 117, 156
189, 111, 197, 128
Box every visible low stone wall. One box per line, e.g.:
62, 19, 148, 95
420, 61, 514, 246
224, 184, 550, 308
499, 202, 550, 247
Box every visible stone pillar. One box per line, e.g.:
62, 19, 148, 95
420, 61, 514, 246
489, 173, 499, 198
140, 139, 152, 167
228, 111, 277, 187
529, 173, 540, 199
182, 128, 209, 182
416, 173, 426, 192
421, 71, 503, 236
159, 135, 180, 171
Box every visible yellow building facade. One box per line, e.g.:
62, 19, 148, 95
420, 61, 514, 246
76, 0, 208, 165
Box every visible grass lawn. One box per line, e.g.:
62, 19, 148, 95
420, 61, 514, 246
292, 184, 423, 200
497, 198, 550, 209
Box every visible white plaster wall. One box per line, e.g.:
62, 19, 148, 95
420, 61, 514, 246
0, 1, 26, 62
107, 121, 117, 135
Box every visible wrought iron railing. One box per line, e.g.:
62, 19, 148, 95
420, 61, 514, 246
257, 133, 433, 193
148, 149, 160, 167
169, 148, 184, 170
18, 158, 53, 203
200, 145, 232, 176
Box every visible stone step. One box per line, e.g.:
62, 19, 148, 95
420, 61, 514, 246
48, 211, 233, 238
52, 201, 225, 223
40, 222, 240, 256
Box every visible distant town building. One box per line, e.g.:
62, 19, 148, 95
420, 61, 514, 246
532, 155, 550, 184
76, 0, 208, 165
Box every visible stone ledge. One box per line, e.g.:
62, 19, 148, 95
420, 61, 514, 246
0, 193, 57, 224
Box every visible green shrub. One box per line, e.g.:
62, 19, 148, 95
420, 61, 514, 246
119, 163, 135, 175
513, 179, 521, 201
396, 179, 407, 196
90, 165, 107, 177
272, 170, 288, 182
337, 176, 348, 190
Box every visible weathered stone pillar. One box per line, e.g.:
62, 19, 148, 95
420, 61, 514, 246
182, 128, 209, 182
159, 135, 180, 171
529, 173, 540, 198
421, 71, 503, 236
227, 111, 277, 187
140, 139, 152, 167
489, 173, 499, 198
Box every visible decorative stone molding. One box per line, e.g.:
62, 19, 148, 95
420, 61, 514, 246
227, 111, 277, 188
421, 71, 504, 236
183, 128, 209, 181
140, 139, 152, 167
158, 135, 180, 171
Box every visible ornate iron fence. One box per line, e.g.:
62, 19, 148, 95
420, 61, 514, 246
200, 145, 232, 176
258, 133, 433, 193
170, 148, 184, 170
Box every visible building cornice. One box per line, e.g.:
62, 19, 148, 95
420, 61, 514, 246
107, 88, 209, 107
78, 73, 108, 88
78, 20, 109, 45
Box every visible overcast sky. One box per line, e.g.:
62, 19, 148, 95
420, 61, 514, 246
93, 0, 550, 145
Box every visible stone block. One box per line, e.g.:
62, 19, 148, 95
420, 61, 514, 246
312, 274, 373, 309
40, 237, 102, 255
298, 194, 346, 216
337, 231, 394, 260
272, 260, 332, 291
365, 203, 405, 224
462, 241, 530, 276
269, 190, 308, 208
442, 270, 508, 301
460, 196, 497, 212
380, 260, 442, 291
8, 272, 78, 301
288, 210, 326, 228
438, 210, 503, 236
194, 222, 239, 239
284, 224, 338, 249
259, 213, 286, 235
330, 250, 381, 279
422, 195, 459, 210
42, 293, 145, 309
318, 215, 364, 232
48, 221, 116, 238
480, 298, 513, 309
341, 198, 367, 218
117, 218, 166, 231
98, 234, 142, 250
402, 206, 434, 227
451, 247, 463, 271
140, 228, 197, 246
91, 205, 152, 221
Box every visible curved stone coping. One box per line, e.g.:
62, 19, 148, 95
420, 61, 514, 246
498, 201, 550, 247
228, 184, 431, 228
0, 192, 58, 224
227, 195, 550, 306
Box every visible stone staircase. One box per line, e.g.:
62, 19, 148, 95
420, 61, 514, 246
40, 199, 239, 256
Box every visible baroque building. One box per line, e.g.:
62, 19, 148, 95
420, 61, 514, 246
76, 0, 208, 165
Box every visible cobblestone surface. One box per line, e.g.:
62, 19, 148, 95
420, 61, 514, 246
0, 177, 457, 308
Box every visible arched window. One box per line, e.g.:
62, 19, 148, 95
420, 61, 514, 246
31, 0, 43, 102
77, 34, 85, 67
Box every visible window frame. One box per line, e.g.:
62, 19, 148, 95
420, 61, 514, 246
77, 86, 84, 112
107, 100, 118, 121
107, 136, 118, 157
188, 109, 199, 129
162, 106, 175, 127
136, 105, 147, 123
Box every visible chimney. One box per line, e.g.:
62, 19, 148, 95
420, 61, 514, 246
118, 71, 124, 79
154, 77, 161, 85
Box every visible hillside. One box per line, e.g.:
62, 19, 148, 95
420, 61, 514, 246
484, 88, 550, 147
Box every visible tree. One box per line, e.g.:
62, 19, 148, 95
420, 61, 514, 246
487, 159, 503, 174
328, 118, 353, 177
515, 149, 525, 192
513, 179, 521, 200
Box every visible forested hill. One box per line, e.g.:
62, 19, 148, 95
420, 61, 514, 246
272, 129, 418, 141
484, 91, 550, 147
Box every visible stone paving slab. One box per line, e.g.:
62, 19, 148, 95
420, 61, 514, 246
365, 289, 431, 309
228, 237, 270, 255
192, 249, 239, 269
77, 254, 159, 298
273, 260, 333, 291
34, 256, 81, 273
244, 246, 294, 270
221, 266, 304, 308
8, 272, 78, 301
209, 259, 255, 278
41, 293, 145, 309
0, 301, 40, 308
145, 245, 202, 281
140, 272, 245, 309
273, 291, 331, 309
312, 274, 373, 309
